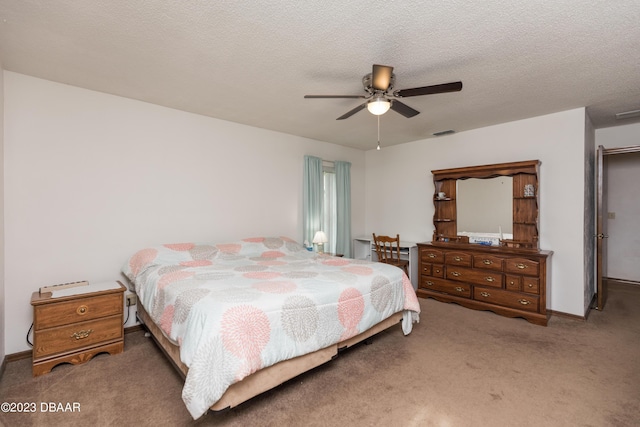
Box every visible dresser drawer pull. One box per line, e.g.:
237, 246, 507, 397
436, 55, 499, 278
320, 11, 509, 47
515, 263, 528, 270
527, 283, 534, 288
454, 287, 465, 292
426, 281, 434, 286
454, 256, 462, 261
427, 253, 436, 259
76, 305, 89, 315
480, 291, 491, 297
71, 329, 93, 340
434, 268, 441, 273
518, 299, 531, 305
482, 259, 493, 265
485, 277, 495, 283
451, 271, 461, 277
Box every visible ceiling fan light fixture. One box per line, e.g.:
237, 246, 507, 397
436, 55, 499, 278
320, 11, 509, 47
367, 97, 391, 115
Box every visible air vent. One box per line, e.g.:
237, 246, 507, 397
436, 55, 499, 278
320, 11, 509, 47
433, 130, 455, 136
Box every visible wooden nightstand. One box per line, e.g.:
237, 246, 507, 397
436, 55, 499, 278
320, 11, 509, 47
30, 281, 126, 376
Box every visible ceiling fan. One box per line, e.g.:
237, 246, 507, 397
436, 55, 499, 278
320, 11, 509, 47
304, 64, 462, 120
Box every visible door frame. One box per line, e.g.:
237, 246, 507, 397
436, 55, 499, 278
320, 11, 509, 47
596, 145, 640, 310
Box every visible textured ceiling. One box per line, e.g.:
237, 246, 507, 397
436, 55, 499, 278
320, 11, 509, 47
1, 1, 639, 150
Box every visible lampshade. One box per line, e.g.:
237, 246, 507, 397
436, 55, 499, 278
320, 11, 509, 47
313, 231, 328, 244
367, 97, 391, 115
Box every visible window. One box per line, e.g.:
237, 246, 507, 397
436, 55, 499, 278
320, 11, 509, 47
323, 164, 337, 254
303, 155, 351, 257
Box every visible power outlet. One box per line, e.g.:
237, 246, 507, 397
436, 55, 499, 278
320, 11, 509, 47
126, 294, 137, 306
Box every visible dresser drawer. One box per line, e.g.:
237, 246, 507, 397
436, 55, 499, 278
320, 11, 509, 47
420, 248, 444, 264
33, 314, 123, 360
445, 251, 472, 267
473, 254, 504, 271
522, 277, 540, 294
504, 258, 540, 276
446, 266, 502, 288
505, 274, 522, 291
473, 287, 539, 312
34, 293, 123, 329
420, 276, 471, 298
432, 265, 444, 278
420, 263, 432, 276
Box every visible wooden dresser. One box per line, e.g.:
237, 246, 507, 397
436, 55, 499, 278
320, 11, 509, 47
417, 243, 552, 325
30, 281, 125, 376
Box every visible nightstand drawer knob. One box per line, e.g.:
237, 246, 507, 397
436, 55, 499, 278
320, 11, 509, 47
71, 329, 93, 340
76, 305, 89, 315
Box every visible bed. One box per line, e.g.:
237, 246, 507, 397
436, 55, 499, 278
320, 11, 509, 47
122, 236, 420, 419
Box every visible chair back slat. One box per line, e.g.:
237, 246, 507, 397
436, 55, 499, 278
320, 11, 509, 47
372, 233, 402, 263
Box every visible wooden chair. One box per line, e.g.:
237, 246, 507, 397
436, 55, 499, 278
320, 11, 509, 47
372, 233, 409, 275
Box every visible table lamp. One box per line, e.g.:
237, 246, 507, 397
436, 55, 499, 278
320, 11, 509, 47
313, 231, 328, 253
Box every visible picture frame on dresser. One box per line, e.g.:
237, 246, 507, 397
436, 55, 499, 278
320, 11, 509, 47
418, 160, 552, 326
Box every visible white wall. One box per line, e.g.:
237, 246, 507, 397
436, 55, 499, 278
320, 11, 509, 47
3, 71, 366, 354
0, 64, 5, 363
596, 122, 640, 149
365, 108, 588, 316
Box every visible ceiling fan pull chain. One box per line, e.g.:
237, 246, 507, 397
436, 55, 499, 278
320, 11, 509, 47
377, 115, 381, 150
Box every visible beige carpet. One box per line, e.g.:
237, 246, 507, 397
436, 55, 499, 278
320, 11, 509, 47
1, 282, 639, 427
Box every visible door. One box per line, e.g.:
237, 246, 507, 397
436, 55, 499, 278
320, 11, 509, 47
596, 145, 607, 310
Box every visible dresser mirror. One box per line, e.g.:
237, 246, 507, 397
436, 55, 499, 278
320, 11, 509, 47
457, 176, 513, 235
432, 160, 540, 250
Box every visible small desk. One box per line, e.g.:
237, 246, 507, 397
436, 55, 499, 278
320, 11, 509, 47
353, 237, 418, 290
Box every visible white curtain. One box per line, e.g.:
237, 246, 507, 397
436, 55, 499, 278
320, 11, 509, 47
323, 171, 337, 254
303, 155, 323, 247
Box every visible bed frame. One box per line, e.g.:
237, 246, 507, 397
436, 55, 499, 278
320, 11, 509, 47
136, 303, 403, 412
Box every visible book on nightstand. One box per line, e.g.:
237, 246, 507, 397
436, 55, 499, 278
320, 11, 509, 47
39, 280, 89, 294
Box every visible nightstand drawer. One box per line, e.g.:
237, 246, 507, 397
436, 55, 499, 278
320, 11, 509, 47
34, 293, 122, 329
33, 314, 123, 360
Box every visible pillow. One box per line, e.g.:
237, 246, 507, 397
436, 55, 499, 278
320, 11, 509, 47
216, 237, 305, 257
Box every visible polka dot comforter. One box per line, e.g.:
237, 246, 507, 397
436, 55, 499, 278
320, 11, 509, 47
123, 237, 420, 419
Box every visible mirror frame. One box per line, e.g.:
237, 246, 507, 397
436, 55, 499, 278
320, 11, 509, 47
431, 160, 540, 250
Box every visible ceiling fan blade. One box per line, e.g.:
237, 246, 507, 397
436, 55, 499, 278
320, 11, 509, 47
396, 81, 463, 98
372, 64, 394, 91
390, 100, 420, 118
304, 95, 365, 99
336, 103, 367, 120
